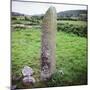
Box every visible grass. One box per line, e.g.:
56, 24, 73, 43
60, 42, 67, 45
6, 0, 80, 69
57, 20, 87, 26
12, 28, 41, 76
12, 27, 87, 88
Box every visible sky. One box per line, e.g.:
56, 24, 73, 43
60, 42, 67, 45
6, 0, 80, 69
12, 0, 87, 15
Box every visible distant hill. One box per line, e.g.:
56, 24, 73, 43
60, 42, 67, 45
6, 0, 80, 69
12, 10, 87, 17
57, 10, 87, 17
12, 12, 25, 16
12, 10, 87, 20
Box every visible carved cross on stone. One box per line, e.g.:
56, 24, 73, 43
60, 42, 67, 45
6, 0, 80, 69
41, 6, 57, 80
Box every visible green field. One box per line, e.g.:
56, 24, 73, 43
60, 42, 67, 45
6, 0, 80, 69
12, 27, 87, 88
57, 20, 87, 26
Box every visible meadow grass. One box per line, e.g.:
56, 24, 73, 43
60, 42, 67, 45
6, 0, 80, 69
12, 28, 87, 88
57, 20, 87, 26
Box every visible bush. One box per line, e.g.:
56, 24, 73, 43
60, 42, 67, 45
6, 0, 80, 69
57, 23, 87, 37
25, 16, 30, 21
12, 16, 17, 20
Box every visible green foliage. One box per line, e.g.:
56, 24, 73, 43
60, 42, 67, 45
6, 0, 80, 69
29, 18, 40, 25
12, 20, 23, 24
24, 16, 30, 21
12, 16, 87, 38
57, 22, 87, 37
46, 71, 64, 87
57, 20, 87, 26
12, 16, 17, 20
12, 16, 41, 25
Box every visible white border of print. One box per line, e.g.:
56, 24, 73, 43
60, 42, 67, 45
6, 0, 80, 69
0, 0, 89, 90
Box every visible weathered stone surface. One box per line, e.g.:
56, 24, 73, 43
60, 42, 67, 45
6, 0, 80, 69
22, 76, 36, 86
41, 6, 57, 80
22, 66, 34, 76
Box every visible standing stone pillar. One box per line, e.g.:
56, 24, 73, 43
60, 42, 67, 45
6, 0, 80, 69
41, 6, 57, 80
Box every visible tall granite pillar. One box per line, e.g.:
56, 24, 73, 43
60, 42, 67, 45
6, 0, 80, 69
41, 6, 57, 80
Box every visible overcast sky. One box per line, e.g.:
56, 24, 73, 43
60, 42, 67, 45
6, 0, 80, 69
12, 0, 87, 15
